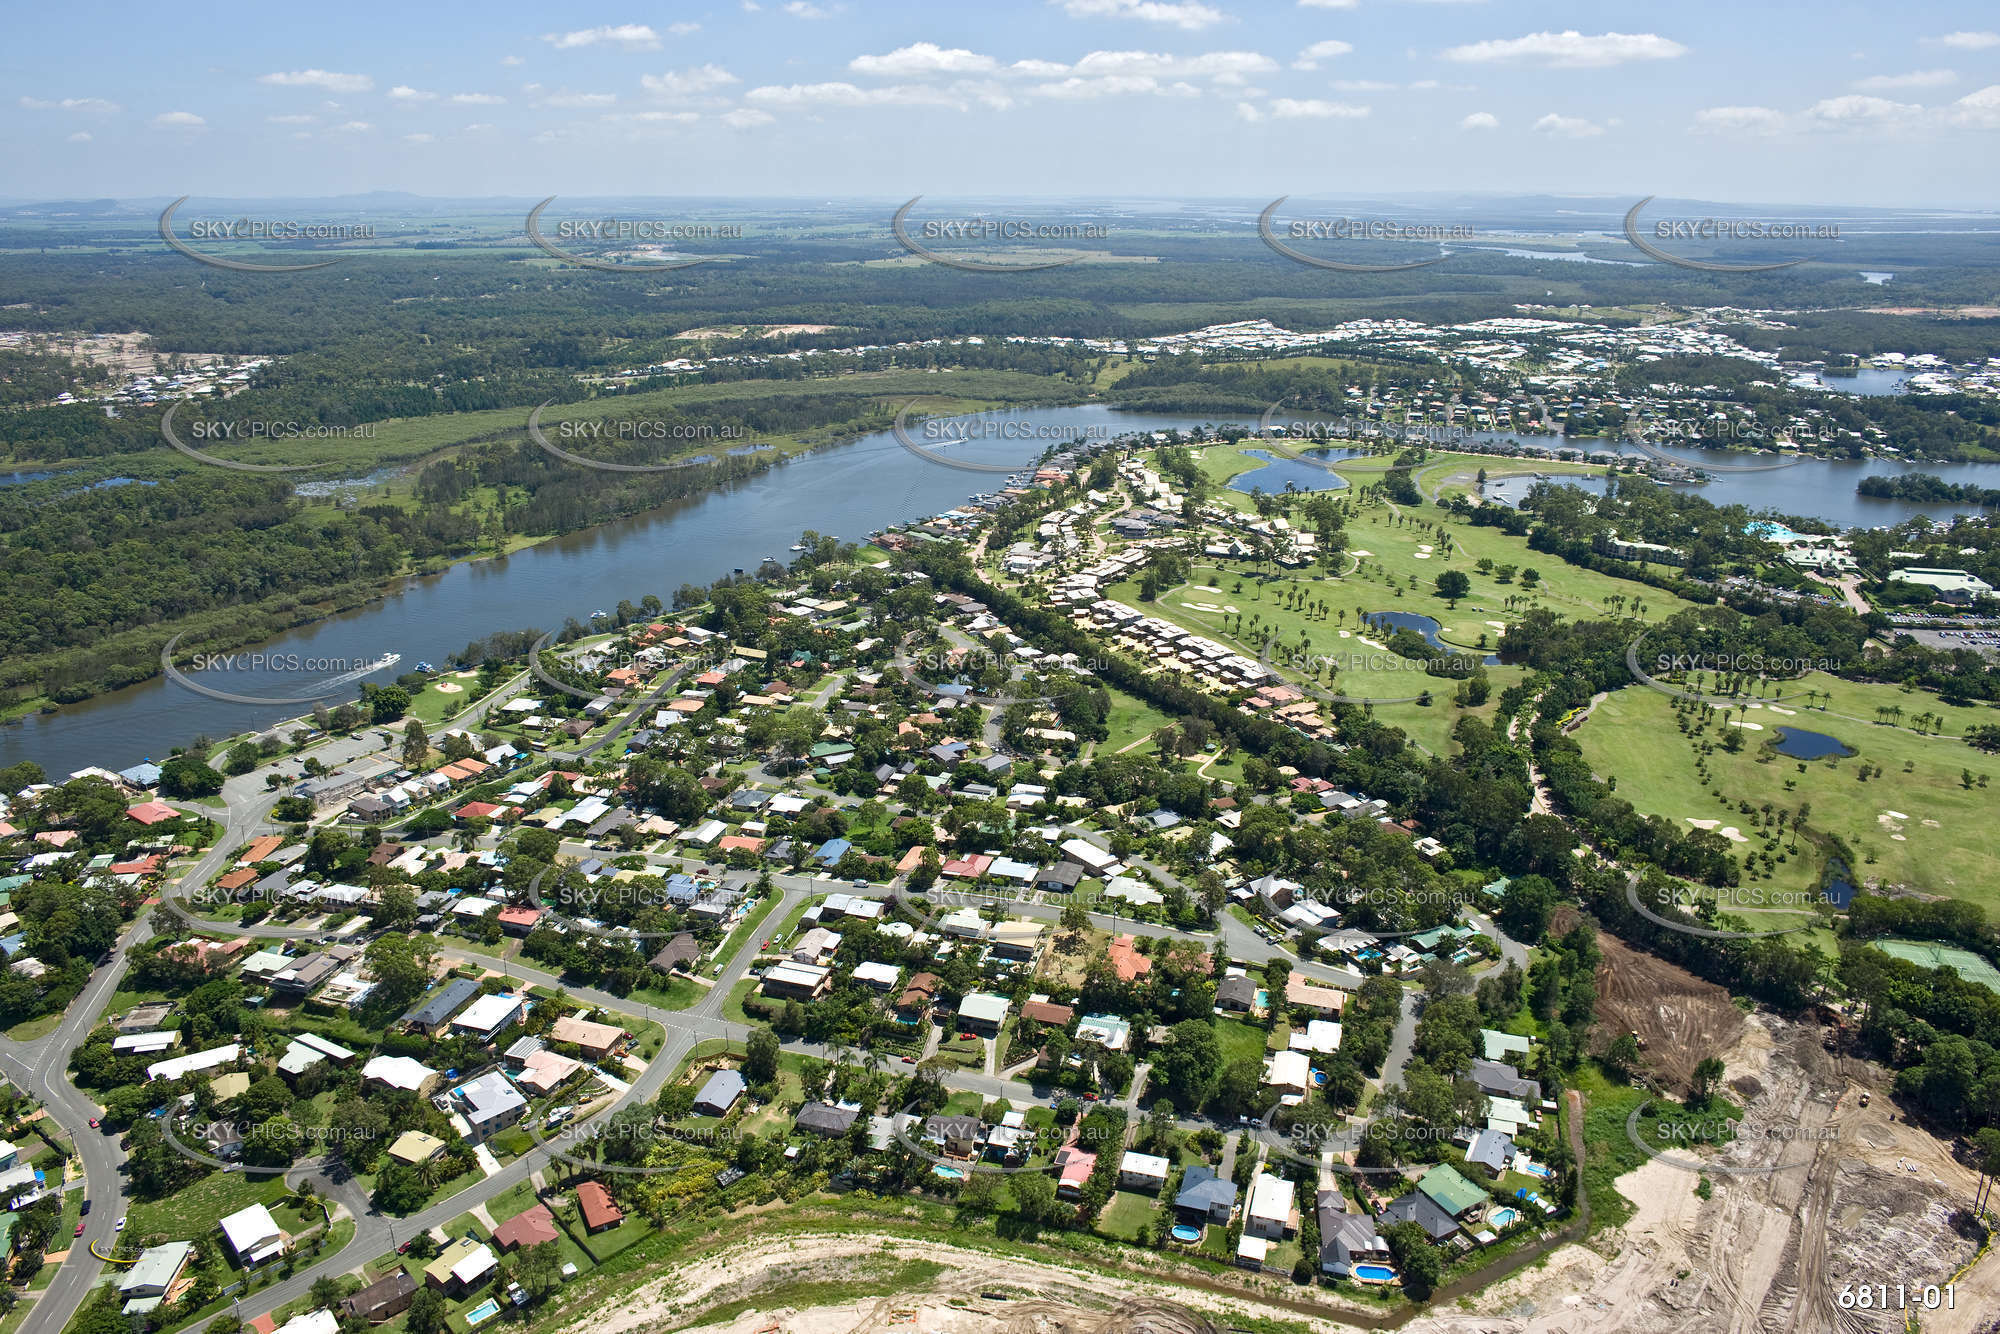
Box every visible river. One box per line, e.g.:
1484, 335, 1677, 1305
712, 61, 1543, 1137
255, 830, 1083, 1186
8, 404, 1999, 776
0, 406, 1208, 776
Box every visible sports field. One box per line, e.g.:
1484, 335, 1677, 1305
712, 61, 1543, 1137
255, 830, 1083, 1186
1872, 939, 2000, 994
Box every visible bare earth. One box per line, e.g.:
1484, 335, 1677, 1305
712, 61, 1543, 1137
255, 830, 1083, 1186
551, 1010, 1998, 1334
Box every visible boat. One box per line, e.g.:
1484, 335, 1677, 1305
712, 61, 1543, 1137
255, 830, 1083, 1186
790, 543, 806, 552
416, 661, 436, 674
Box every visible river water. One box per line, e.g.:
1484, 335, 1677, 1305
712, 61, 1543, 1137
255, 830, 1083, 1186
8, 404, 1998, 776
0, 407, 1206, 775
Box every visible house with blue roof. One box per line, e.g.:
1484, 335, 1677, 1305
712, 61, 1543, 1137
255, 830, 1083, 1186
816, 838, 853, 867
119, 762, 163, 790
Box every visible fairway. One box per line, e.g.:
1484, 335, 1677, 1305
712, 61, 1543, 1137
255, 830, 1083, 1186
1576, 679, 2000, 913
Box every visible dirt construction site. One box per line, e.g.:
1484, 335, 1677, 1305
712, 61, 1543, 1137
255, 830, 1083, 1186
550, 938, 1998, 1334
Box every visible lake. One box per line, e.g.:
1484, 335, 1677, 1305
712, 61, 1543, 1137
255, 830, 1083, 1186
1228, 449, 1352, 494
1770, 727, 1855, 760
1362, 611, 1500, 665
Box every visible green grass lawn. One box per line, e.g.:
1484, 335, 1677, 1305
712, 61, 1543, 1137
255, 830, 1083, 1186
124, 1172, 298, 1247
711, 892, 783, 972
1101, 687, 1177, 755
1576, 678, 2000, 912
1213, 1016, 1272, 1068
1571, 1062, 1651, 1236
1095, 1189, 1161, 1242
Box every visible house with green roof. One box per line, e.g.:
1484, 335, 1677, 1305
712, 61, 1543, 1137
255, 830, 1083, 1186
1416, 1163, 1487, 1220
1481, 1028, 1532, 1062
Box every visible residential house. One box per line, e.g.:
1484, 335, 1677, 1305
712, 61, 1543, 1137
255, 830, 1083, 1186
1054, 1146, 1096, 1198
1416, 1163, 1488, 1222
1175, 1167, 1238, 1223
452, 993, 527, 1040
1316, 1192, 1392, 1278
1466, 1128, 1515, 1178
694, 1069, 746, 1116
550, 1015, 625, 1059
423, 1238, 498, 1296
1214, 976, 1257, 1012
340, 1271, 417, 1323
760, 962, 832, 1001
403, 978, 481, 1034
219, 1202, 286, 1265
453, 1071, 528, 1137
490, 1204, 560, 1253
118, 1242, 195, 1314
794, 1102, 860, 1138
576, 1181, 624, 1233
1245, 1172, 1297, 1240
958, 992, 1011, 1035
1118, 1150, 1169, 1192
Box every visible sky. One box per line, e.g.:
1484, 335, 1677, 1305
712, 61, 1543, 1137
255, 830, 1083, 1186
8, 0, 2000, 207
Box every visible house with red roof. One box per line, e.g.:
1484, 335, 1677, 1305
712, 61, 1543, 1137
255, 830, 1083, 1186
496, 906, 544, 936
126, 801, 180, 826
1108, 935, 1151, 982
575, 1181, 624, 1233
490, 1203, 560, 1252
941, 853, 993, 880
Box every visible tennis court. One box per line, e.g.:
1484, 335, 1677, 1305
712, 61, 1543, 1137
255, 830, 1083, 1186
1872, 939, 2000, 994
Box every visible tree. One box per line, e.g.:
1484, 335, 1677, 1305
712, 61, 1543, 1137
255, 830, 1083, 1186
223, 742, 261, 776
373, 1163, 430, 1214
1434, 570, 1471, 607
309, 1277, 345, 1311
402, 718, 430, 767
369, 687, 411, 724
1689, 1057, 1725, 1108
405, 1285, 448, 1334
159, 755, 224, 798
1605, 1033, 1642, 1079
1010, 1170, 1058, 1227
364, 934, 437, 1011
1153, 1020, 1221, 1107
745, 1027, 781, 1085
1382, 1220, 1441, 1299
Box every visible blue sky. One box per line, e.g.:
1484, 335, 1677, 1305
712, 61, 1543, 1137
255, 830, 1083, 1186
9, 1, 2000, 205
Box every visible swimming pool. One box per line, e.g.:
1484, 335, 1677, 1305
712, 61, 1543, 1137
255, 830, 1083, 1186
932, 1164, 967, 1180
465, 1299, 501, 1326
1170, 1224, 1203, 1243
1521, 1162, 1552, 1178
1488, 1207, 1519, 1227
1353, 1264, 1398, 1283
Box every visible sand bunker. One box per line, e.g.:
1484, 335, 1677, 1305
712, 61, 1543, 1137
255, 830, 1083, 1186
1486, 620, 1507, 629
434, 682, 464, 695
1686, 818, 1749, 842
1767, 704, 1796, 715
1351, 549, 1372, 557
1728, 719, 1764, 731
1413, 552, 1431, 559
1884, 809, 1910, 820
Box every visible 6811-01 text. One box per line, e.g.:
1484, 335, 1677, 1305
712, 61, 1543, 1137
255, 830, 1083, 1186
1836, 1283, 1954, 1311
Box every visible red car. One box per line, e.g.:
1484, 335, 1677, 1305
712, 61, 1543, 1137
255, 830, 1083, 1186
398, 1240, 414, 1254
74, 1222, 85, 1237
88, 1118, 100, 1129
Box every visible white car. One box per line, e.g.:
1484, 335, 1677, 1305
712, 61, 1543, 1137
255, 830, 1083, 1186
115, 1217, 128, 1232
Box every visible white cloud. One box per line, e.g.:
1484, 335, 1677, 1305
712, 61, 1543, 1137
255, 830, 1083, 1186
404, 132, 434, 142
616, 109, 700, 123
1805, 94, 1922, 125
851, 42, 998, 76
544, 92, 616, 107
1268, 97, 1369, 118
502, 55, 525, 67
1944, 84, 2000, 128
1532, 112, 1604, 137
388, 86, 435, 101
1292, 39, 1353, 70
1010, 58, 1072, 76
668, 21, 701, 34
68, 130, 92, 142
642, 64, 740, 97
543, 25, 661, 50
1055, 0, 1226, 30
1332, 79, 1396, 92
451, 92, 506, 104
332, 120, 373, 132
152, 111, 206, 127
1855, 69, 1956, 90
463, 122, 497, 132
1444, 31, 1687, 68
19, 96, 121, 113
784, 1, 833, 16
1235, 101, 1263, 121
1460, 110, 1498, 129
268, 113, 317, 124
1931, 31, 2000, 50
1297, 0, 1358, 8
722, 107, 776, 128
1066, 49, 1277, 83
1693, 105, 1785, 135
258, 69, 373, 92
1033, 74, 1200, 98
746, 81, 964, 108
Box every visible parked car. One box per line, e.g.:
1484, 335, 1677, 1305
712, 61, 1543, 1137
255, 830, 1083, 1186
74, 1222, 85, 1237
80, 1199, 90, 1215
115, 1217, 127, 1232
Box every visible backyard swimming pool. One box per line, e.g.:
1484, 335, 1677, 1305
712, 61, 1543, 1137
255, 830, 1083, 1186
1353, 1264, 1398, 1283
465, 1300, 501, 1326
1170, 1224, 1203, 1243
1489, 1207, 1519, 1227
932, 1164, 967, 1180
